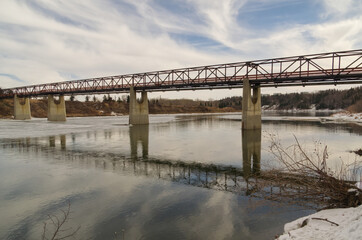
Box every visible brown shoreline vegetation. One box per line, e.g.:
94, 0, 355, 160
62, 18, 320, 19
0, 86, 361, 118
0, 97, 240, 118
267, 135, 362, 209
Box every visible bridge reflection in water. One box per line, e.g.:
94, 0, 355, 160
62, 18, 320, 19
0, 125, 318, 208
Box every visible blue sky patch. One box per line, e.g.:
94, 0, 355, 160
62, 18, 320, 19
237, 0, 321, 31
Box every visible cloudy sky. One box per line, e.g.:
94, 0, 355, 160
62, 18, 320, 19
0, 0, 361, 99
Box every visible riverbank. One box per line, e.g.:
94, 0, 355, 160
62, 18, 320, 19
1, 86, 361, 118
274, 111, 362, 125
2, 109, 362, 127
0, 98, 238, 118
277, 205, 362, 240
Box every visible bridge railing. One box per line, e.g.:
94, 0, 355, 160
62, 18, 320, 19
1, 49, 361, 98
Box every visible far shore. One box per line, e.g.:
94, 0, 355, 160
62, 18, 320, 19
1, 110, 361, 126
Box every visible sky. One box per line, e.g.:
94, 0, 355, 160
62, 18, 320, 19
0, 0, 361, 100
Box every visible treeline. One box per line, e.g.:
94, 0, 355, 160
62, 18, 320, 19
262, 87, 361, 110
215, 87, 361, 112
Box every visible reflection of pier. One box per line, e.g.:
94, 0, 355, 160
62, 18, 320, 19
130, 125, 149, 160
0, 127, 318, 207
49, 135, 66, 149
242, 129, 261, 178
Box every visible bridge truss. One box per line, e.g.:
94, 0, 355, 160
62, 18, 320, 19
1, 49, 362, 99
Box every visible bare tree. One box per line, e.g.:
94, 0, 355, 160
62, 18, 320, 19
42, 202, 80, 240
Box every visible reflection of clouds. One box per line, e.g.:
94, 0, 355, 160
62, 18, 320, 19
1, 114, 360, 238
117, 184, 189, 239
179, 191, 241, 240
0, 141, 314, 239
0, 150, 146, 239
0, 138, 305, 239
150, 118, 242, 166
100, 184, 247, 239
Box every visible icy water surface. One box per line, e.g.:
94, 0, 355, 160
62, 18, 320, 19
0, 114, 361, 239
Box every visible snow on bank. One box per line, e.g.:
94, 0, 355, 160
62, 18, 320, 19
277, 205, 362, 240
329, 111, 362, 123
317, 111, 362, 125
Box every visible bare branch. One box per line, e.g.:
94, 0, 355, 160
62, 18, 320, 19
42, 202, 80, 240
311, 217, 339, 226
267, 134, 362, 208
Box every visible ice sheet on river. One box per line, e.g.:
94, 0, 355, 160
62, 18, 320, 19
0, 115, 175, 139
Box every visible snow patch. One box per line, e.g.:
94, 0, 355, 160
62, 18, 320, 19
277, 205, 362, 240
330, 111, 362, 123
110, 111, 123, 116
357, 181, 362, 190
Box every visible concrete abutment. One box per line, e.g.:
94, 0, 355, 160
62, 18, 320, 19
48, 95, 66, 121
242, 78, 261, 130
14, 95, 31, 120
129, 87, 149, 125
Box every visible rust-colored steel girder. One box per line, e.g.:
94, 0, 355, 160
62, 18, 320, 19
1, 49, 362, 99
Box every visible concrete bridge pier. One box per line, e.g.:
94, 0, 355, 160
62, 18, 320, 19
48, 95, 66, 121
129, 87, 149, 125
242, 78, 261, 130
14, 95, 31, 120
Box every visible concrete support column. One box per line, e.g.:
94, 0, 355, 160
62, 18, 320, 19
242, 78, 261, 130
48, 95, 66, 121
242, 129, 261, 178
129, 87, 149, 125
14, 95, 31, 120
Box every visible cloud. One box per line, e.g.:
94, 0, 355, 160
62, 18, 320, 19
0, 0, 361, 99
0, 73, 25, 83
320, 0, 361, 18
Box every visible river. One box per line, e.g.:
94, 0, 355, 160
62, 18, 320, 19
0, 113, 361, 240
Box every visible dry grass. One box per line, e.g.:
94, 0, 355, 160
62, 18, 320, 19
267, 134, 362, 208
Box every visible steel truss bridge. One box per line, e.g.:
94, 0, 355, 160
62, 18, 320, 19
1, 49, 362, 99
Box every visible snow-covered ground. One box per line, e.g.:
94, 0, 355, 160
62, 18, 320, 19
277, 205, 362, 240
327, 111, 362, 123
